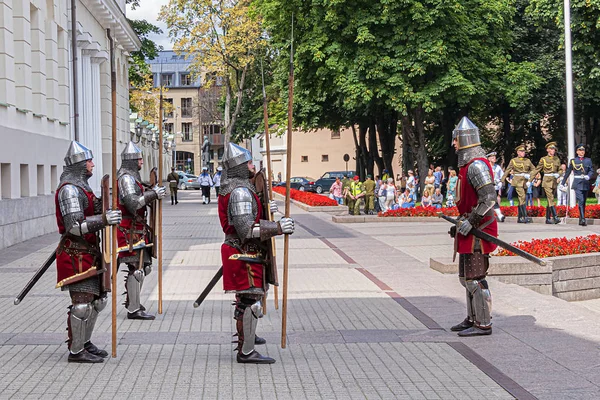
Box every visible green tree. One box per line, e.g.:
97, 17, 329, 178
126, 0, 163, 87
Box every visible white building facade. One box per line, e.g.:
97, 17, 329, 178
0, 0, 141, 249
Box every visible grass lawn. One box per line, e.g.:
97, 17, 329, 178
498, 197, 598, 207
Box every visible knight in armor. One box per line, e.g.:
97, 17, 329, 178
449, 117, 497, 337
116, 142, 166, 320
560, 144, 594, 226
501, 145, 535, 223
486, 152, 505, 222
219, 142, 294, 364
530, 142, 562, 224
55, 141, 122, 363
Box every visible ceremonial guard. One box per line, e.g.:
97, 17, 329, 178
501, 145, 535, 223
560, 144, 594, 226
198, 166, 213, 204
116, 142, 166, 320
486, 152, 505, 222
449, 117, 497, 337
167, 167, 180, 205
530, 142, 562, 224
55, 141, 122, 362
218, 142, 294, 364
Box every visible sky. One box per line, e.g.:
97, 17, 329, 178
126, 0, 173, 51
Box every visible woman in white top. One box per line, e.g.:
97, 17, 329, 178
383, 178, 397, 211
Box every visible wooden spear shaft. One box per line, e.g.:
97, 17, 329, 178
261, 58, 278, 311
281, 14, 294, 349
108, 29, 118, 358
158, 86, 164, 314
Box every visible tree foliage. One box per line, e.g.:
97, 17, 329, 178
126, 0, 163, 87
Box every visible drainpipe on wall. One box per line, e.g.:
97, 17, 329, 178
71, 0, 79, 140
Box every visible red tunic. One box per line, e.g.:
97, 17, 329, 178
116, 179, 148, 257
456, 158, 498, 254
219, 192, 264, 291
55, 183, 100, 288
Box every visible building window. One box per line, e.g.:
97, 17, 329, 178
164, 123, 173, 134
259, 139, 264, 148
181, 98, 192, 117
182, 123, 192, 141
161, 74, 173, 87
202, 125, 222, 136
301, 156, 308, 162
331, 129, 341, 139
164, 98, 173, 117
321, 155, 329, 162
181, 73, 192, 86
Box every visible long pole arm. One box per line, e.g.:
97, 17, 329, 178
108, 29, 118, 359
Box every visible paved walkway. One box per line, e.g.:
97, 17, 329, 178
0, 190, 598, 399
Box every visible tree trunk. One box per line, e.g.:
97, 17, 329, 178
368, 118, 384, 177
412, 105, 429, 197
224, 75, 232, 144
351, 125, 361, 177
228, 65, 248, 143
376, 109, 398, 180
500, 104, 511, 167
358, 122, 370, 180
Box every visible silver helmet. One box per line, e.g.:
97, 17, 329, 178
64, 141, 93, 166
223, 142, 252, 170
121, 141, 143, 161
452, 116, 481, 150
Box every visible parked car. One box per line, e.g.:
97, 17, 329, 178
275, 177, 316, 192
177, 172, 201, 190
313, 171, 355, 194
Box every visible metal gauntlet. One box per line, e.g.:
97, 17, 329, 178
259, 220, 281, 241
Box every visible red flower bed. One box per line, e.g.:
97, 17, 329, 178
273, 186, 338, 206
496, 235, 600, 258
380, 206, 460, 217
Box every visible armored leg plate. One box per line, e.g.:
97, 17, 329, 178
241, 301, 262, 355
465, 279, 492, 328
69, 303, 92, 354
126, 269, 144, 313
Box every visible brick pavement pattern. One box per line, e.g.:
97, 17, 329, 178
1, 189, 599, 399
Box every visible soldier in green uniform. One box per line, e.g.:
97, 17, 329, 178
362, 175, 376, 215
341, 175, 351, 207
501, 145, 535, 223
530, 141, 561, 224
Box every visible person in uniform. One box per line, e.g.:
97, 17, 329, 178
560, 144, 594, 226
116, 142, 166, 320
213, 166, 223, 197
198, 166, 213, 204
350, 176, 365, 215
530, 142, 561, 224
363, 174, 376, 215
167, 167, 180, 205
449, 117, 497, 337
218, 142, 294, 363
501, 145, 535, 223
486, 152, 505, 222
55, 141, 122, 362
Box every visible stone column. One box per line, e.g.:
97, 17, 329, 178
12, 0, 32, 111
0, 0, 16, 106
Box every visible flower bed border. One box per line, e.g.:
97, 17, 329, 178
272, 191, 348, 214
332, 214, 600, 224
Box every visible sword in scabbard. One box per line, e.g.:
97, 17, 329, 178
437, 213, 547, 266
14, 250, 57, 305
193, 266, 223, 308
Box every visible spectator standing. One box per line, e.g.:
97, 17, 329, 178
382, 169, 389, 182
198, 166, 213, 204
526, 178, 533, 207
167, 167, 181, 205
341, 175, 351, 206
487, 152, 505, 222
424, 169, 435, 195
384, 178, 397, 211
421, 190, 432, 208
432, 188, 444, 209
213, 166, 222, 197
330, 177, 343, 205
557, 164, 568, 206
506, 175, 515, 206
433, 167, 443, 189
594, 168, 600, 204
532, 173, 542, 207
447, 169, 458, 199
406, 170, 416, 196
277, 171, 282, 182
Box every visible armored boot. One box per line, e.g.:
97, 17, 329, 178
125, 267, 155, 320
83, 297, 108, 358
579, 203, 587, 226
235, 299, 274, 364
451, 278, 474, 332
67, 304, 104, 363
458, 279, 492, 337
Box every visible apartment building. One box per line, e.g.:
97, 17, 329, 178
148, 51, 224, 175
0, 0, 140, 249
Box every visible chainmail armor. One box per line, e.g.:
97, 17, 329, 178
59, 160, 93, 192
62, 276, 100, 296
117, 159, 142, 182
457, 146, 487, 168
219, 162, 256, 195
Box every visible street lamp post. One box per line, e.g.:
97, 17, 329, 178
563, 0, 576, 207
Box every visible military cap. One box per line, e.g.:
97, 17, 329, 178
367, 174, 372, 179
545, 141, 557, 150
486, 151, 497, 157
576, 143, 586, 150
515, 145, 526, 152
